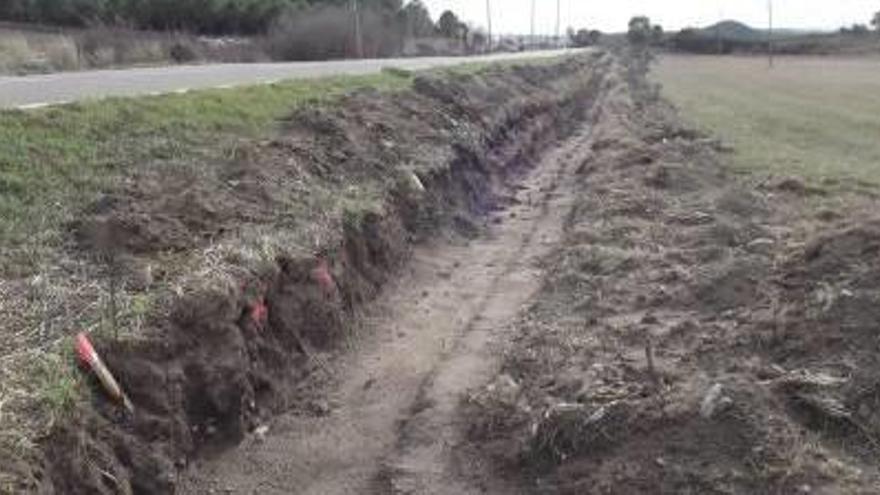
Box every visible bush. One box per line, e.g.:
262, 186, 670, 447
169, 41, 201, 63
267, 6, 352, 61
0, 31, 83, 74
267, 5, 403, 61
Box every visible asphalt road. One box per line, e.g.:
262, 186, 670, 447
0, 49, 579, 109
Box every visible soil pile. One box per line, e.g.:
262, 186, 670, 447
463, 52, 880, 494
21, 52, 613, 494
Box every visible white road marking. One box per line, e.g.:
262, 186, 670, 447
15, 101, 68, 110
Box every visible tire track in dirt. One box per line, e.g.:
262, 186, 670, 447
379, 126, 592, 495
177, 123, 594, 495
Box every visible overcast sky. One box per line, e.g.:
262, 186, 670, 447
420, 1, 879, 35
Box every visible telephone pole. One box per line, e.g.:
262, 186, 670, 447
555, 0, 561, 47
530, 0, 536, 48
767, 0, 774, 67
486, 0, 493, 51
351, 0, 363, 58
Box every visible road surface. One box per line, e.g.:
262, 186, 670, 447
0, 49, 579, 109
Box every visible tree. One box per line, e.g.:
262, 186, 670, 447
400, 0, 434, 38
853, 23, 870, 35
568, 28, 598, 47
627, 16, 652, 45
437, 10, 462, 38
651, 24, 664, 44
471, 29, 487, 51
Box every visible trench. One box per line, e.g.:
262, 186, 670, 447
37, 52, 618, 495
176, 109, 597, 495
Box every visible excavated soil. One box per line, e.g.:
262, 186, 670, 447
463, 53, 880, 494
27, 52, 614, 494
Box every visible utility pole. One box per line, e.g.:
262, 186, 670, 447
530, 0, 536, 49
351, 0, 363, 58
555, 0, 561, 47
768, 0, 775, 67
486, 0, 493, 52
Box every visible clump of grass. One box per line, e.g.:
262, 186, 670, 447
0, 338, 83, 489
0, 30, 81, 74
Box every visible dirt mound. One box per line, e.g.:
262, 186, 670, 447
799, 219, 880, 281
461, 53, 880, 494
23, 53, 613, 494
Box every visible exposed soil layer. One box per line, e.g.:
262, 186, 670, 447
29, 52, 613, 494
462, 53, 880, 494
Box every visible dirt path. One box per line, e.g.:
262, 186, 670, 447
177, 122, 592, 495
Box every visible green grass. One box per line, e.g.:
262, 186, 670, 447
654, 55, 880, 187
0, 70, 413, 277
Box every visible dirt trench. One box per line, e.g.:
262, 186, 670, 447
177, 106, 597, 495
29, 53, 615, 494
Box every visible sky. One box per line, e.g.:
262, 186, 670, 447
420, 0, 880, 35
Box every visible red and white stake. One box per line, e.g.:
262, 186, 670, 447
76, 332, 134, 413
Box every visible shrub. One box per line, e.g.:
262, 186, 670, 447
267, 5, 403, 61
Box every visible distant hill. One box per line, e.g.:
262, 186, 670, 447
670, 20, 879, 56
691, 20, 823, 42
699, 20, 760, 41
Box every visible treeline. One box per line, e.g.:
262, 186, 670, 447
669, 29, 759, 54
0, 0, 408, 35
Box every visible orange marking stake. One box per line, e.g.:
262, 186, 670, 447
250, 298, 269, 328
311, 258, 338, 298
76, 333, 134, 413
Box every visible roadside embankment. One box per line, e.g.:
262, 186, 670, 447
1, 51, 611, 494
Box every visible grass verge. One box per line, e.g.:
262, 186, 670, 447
0, 70, 414, 278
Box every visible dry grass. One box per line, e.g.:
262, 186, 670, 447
0, 25, 265, 75
0, 29, 79, 73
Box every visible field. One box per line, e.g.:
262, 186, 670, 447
655, 55, 880, 188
